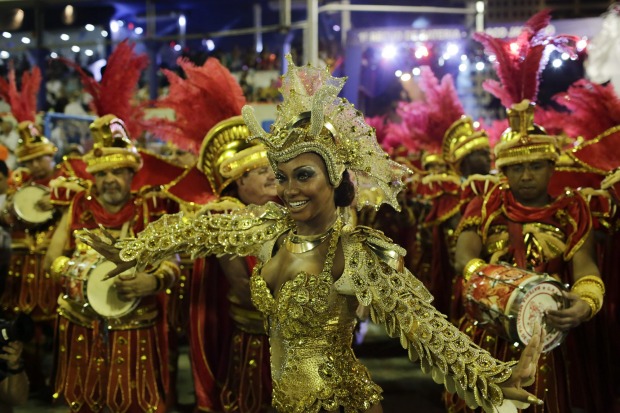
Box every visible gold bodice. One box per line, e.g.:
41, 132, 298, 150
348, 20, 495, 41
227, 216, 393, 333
251, 266, 381, 412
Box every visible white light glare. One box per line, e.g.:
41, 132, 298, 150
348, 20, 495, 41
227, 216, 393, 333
50, 52, 58, 58
552, 59, 562, 68
71, 45, 80, 53
85, 24, 95, 32
475, 61, 485, 71
394, 70, 403, 77
459, 63, 467, 72
60, 33, 70, 41
21, 37, 30, 44
561, 52, 570, 60
85, 49, 94, 57
2, 32, 11, 39
0, 51, 9, 59
101, 30, 108, 37
412, 67, 421, 76
414, 45, 429, 59
178, 15, 186, 27
381, 45, 397, 60
333, 25, 341, 32
174, 44, 182, 52
488, 54, 496, 62
473, 121, 480, 128
460, 54, 468, 61
205, 39, 215, 51
576, 38, 587, 52
446, 43, 459, 57
475, 1, 485, 13
400, 73, 412, 82
110, 20, 120, 33
135, 27, 144, 35
509, 42, 519, 53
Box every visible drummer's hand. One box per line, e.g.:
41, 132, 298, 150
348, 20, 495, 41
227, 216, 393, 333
0, 201, 15, 226
499, 323, 545, 406
78, 229, 137, 279
545, 291, 591, 330
114, 271, 158, 300
35, 194, 54, 211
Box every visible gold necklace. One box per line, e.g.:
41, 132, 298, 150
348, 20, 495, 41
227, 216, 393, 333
285, 217, 340, 254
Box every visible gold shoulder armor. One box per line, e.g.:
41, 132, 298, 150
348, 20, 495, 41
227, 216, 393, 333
349, 225, 405, 271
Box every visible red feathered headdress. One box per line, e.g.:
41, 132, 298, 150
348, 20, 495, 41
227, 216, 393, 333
552, 79, 620, 141
0, 66, 41, 123
474, 9, 576, 107
61, 40, 149, 139
145, 57, 246, 153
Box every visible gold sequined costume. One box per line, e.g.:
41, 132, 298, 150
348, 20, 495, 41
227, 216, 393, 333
116, 202, 525, 413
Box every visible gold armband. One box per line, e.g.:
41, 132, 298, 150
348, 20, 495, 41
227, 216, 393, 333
463, 258, 486, 281
152, 261, 180, 293
571, 275, 605, 321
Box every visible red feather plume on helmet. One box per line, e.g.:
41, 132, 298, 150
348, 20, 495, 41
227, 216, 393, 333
145, 57, 246, 153
0, 65, 41, 123
473, 9, 577, 107
61, 40, 149, 140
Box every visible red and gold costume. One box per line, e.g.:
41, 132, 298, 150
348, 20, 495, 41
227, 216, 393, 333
447, 11, 609, 412
50, 115, 179, 413
150, 57, 274, 412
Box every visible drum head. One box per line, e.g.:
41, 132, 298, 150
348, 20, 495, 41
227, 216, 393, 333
515, 280, 567, 352
13, 185, 54, 224
86, 260, 138, 318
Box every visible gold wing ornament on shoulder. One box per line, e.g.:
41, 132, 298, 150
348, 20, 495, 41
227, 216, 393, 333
116, 201, 293, 270
339, 226, 524, 413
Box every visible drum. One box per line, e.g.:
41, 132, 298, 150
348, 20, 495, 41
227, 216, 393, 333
61, 252, 139, 318
463, 262, 568, 352
12, 185, 54, 225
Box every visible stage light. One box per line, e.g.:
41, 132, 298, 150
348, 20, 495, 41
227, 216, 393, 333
488, 54, 496, 62
174, 44, 182, 52
333, 25, 340, 32
561, 52, 570, 60
85, 24, 95, 32
394, 70, 403, 77
178, 15, 186, 27
135, 27, 143, 35
475, 61, 485, 71
446, 43, 459, 57
381, 45, 397, 60
85, 49, 94, 56
101, 30, 108, 37
21, 37, 30, 44
552, 59, 562, 68
205, 39, 215, 51
71, 45, 80, 53
0, 51, 9, 59
475, 1, 485, 13
400, 73, 412, 81
412, 67, 421, 76
50, 52, 58, 58
60, 33, 70, 41
459, 63, 467, 72
2, 32, 12, 39
460, 54, 468, 61
110, 20, 120, 33
414, 45, 429, 59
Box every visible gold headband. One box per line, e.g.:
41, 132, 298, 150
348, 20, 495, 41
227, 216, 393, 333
242, 55, 410, 211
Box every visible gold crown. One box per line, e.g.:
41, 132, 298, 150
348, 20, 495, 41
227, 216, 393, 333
242, 55, 410, 211
15, 121, 58, 163
197, 116, 268, 195
442, 116, 490, 174
84, 114, 142, 174
494, 100, 560, 169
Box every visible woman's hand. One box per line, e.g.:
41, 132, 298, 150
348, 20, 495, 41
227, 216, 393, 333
0, 341, 24, 370
545, 291, 591, 330
499, 323, 545, 406
79, 228, 137, 280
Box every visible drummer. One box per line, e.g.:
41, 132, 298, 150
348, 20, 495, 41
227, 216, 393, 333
0, 119, 63, 395
445, 79, 610, 413
43, 114, 180, 413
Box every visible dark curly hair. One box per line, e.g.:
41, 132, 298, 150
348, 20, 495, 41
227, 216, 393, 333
334, 170, 355, 207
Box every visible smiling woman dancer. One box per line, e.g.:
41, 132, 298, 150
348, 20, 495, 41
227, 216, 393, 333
84, 56, 544, 413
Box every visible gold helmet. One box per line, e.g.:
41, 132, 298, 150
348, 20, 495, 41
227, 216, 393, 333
15, 121, 57, 163
84, 114, 142, 174
494, 100, 559, 169
197, 115, 269, 196
442, 116, 490, 174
